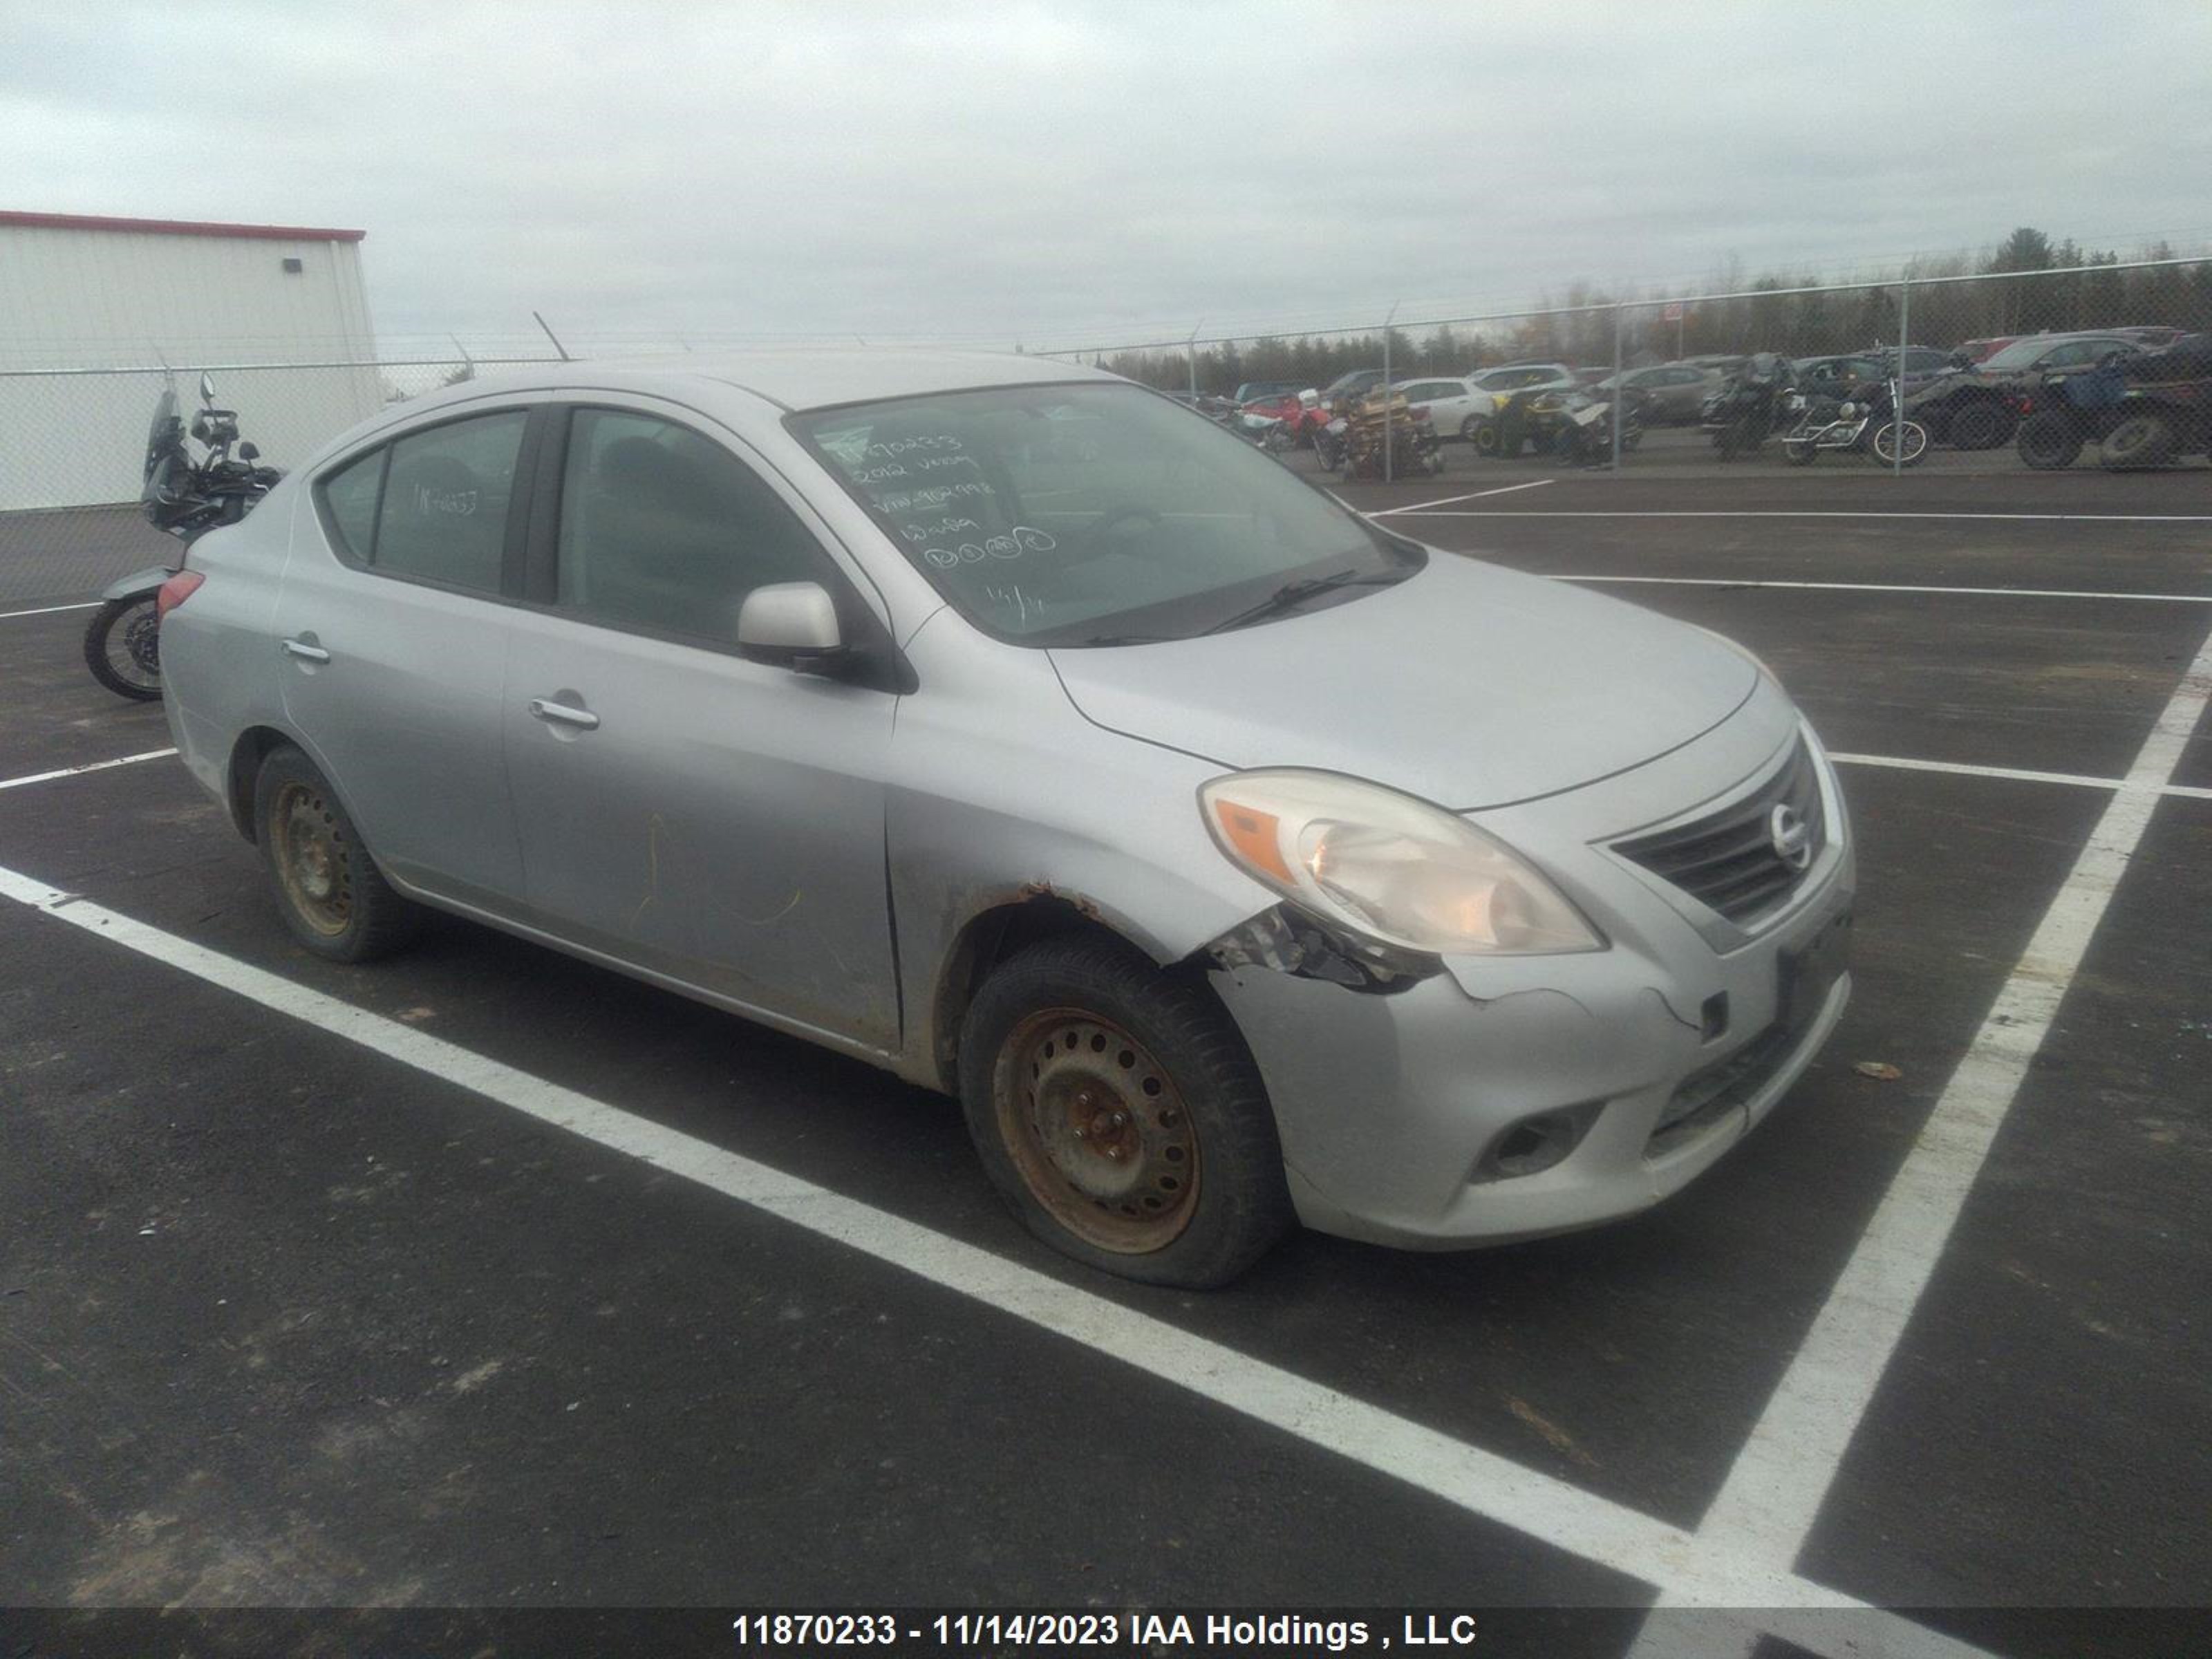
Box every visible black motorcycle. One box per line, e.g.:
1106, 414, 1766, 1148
1702, 353, 1793, 461
85, 374, 281, 700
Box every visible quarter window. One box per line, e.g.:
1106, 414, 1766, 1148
319, 448, 385, 561
555, 409, 824, 644
373, 412, 529, 593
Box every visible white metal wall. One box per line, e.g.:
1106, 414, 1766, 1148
0, 223, 386, 509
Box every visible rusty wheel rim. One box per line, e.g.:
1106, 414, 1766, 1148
272, 780, 353, 937
994, 1008, 1200, 1254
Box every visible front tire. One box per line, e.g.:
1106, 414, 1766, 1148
83, 597, 163, 701
1871, 420, 1929, 467
957, 935, 1292, 1288
252, 744, 422, 963
1468, 418, 1500, 457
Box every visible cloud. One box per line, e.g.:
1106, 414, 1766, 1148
4, 0, 2207, 353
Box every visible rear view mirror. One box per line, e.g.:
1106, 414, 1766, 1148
199, 372, 216, 405
737, 581, 845, 671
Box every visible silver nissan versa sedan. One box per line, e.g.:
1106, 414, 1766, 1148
157, 350, 1854, 1287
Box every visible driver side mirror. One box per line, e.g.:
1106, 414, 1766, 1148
198, 372, 216, 406
239, 442, 261, 461
737, 581, 845, 673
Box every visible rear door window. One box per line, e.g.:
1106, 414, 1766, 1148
373, 412, 529, 594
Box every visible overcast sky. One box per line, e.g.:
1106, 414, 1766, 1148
7, 1, 2209, 352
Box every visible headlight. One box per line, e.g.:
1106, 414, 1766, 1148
1199, 769, 1602, 956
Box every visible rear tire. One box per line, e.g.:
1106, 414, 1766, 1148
957, 935, 1292, 1288
1784, 439, 1818, 466
83, 597, 163, 701
252, 744, 422, 964
2015, 412, 2083, 470
2101, 413, 2177, 471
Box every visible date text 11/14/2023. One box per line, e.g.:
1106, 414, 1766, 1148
729, 1611, 1483, 1649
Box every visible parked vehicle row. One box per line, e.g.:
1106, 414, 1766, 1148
1185, 324, 2209, 472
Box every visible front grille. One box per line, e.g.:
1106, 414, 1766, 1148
1615, 740, 1825, 925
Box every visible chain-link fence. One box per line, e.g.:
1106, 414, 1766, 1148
1035, 250, 2212, 481
6, 251, 2210, 604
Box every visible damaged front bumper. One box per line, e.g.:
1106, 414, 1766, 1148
1205, 727, 1857, 1250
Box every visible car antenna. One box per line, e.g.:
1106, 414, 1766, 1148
533, 311, 573, 363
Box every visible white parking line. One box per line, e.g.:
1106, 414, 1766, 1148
0, 749, 178, 792
1391, 509, 2212, 523
1369, 479, 1555, 516
0, 859, 1991, 1659
0, 600, 102, 620
1830, 751, 2212, 802
1633, 617, 2212, 1654
1552, 574, 2212, 604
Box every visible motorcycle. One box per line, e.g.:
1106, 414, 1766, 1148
85, 373, 281, 700
1779, 378, 1929, 467
1235, 388, 1329, 453
1331, 388, 1443, 479
1702, 353, 1793, 460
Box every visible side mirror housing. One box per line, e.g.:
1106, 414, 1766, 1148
737, 581, 845, 672
198, 371, 216, 406
238, 441, 261, 461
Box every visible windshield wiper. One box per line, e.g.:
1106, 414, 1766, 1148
1201, 568, 1399, 636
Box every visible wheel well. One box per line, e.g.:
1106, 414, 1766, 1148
225, 727, 292, 843
928, 895, 1162, 1094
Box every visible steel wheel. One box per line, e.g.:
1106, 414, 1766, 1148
993, 1007, 1201, 1255
270, 780, 355, 937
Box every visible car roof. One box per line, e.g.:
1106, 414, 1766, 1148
403, 347, 1122, 417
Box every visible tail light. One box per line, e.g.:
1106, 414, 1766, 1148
156, 570, 205, 619
2010, 393, 2035, 415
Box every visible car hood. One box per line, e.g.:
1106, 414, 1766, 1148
1047, 552, 1760, 810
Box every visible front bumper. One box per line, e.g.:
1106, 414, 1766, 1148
1208, 713, 1857, 1250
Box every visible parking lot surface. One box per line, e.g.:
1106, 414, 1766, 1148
3, 462, 2209, 1655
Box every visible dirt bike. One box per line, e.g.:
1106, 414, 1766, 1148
87, 374, 285, 699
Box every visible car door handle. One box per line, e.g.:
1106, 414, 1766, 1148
281, 637, 330, 663
527, 698, 600, 731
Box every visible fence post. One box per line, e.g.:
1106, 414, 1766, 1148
1611, 303, 1626, 474
1186, 320, 1202, 406
1382, 301, 1399, 483
1895, 274, 1911, 478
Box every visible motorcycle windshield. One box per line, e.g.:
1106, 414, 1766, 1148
142, 389, 182, 500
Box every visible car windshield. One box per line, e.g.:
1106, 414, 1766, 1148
791, 382, 1419, 646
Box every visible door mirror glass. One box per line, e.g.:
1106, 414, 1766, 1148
198, 372, 216, 406
737, 581, 844, 669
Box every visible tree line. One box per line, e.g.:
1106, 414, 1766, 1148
1079, 228, 2212, 393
